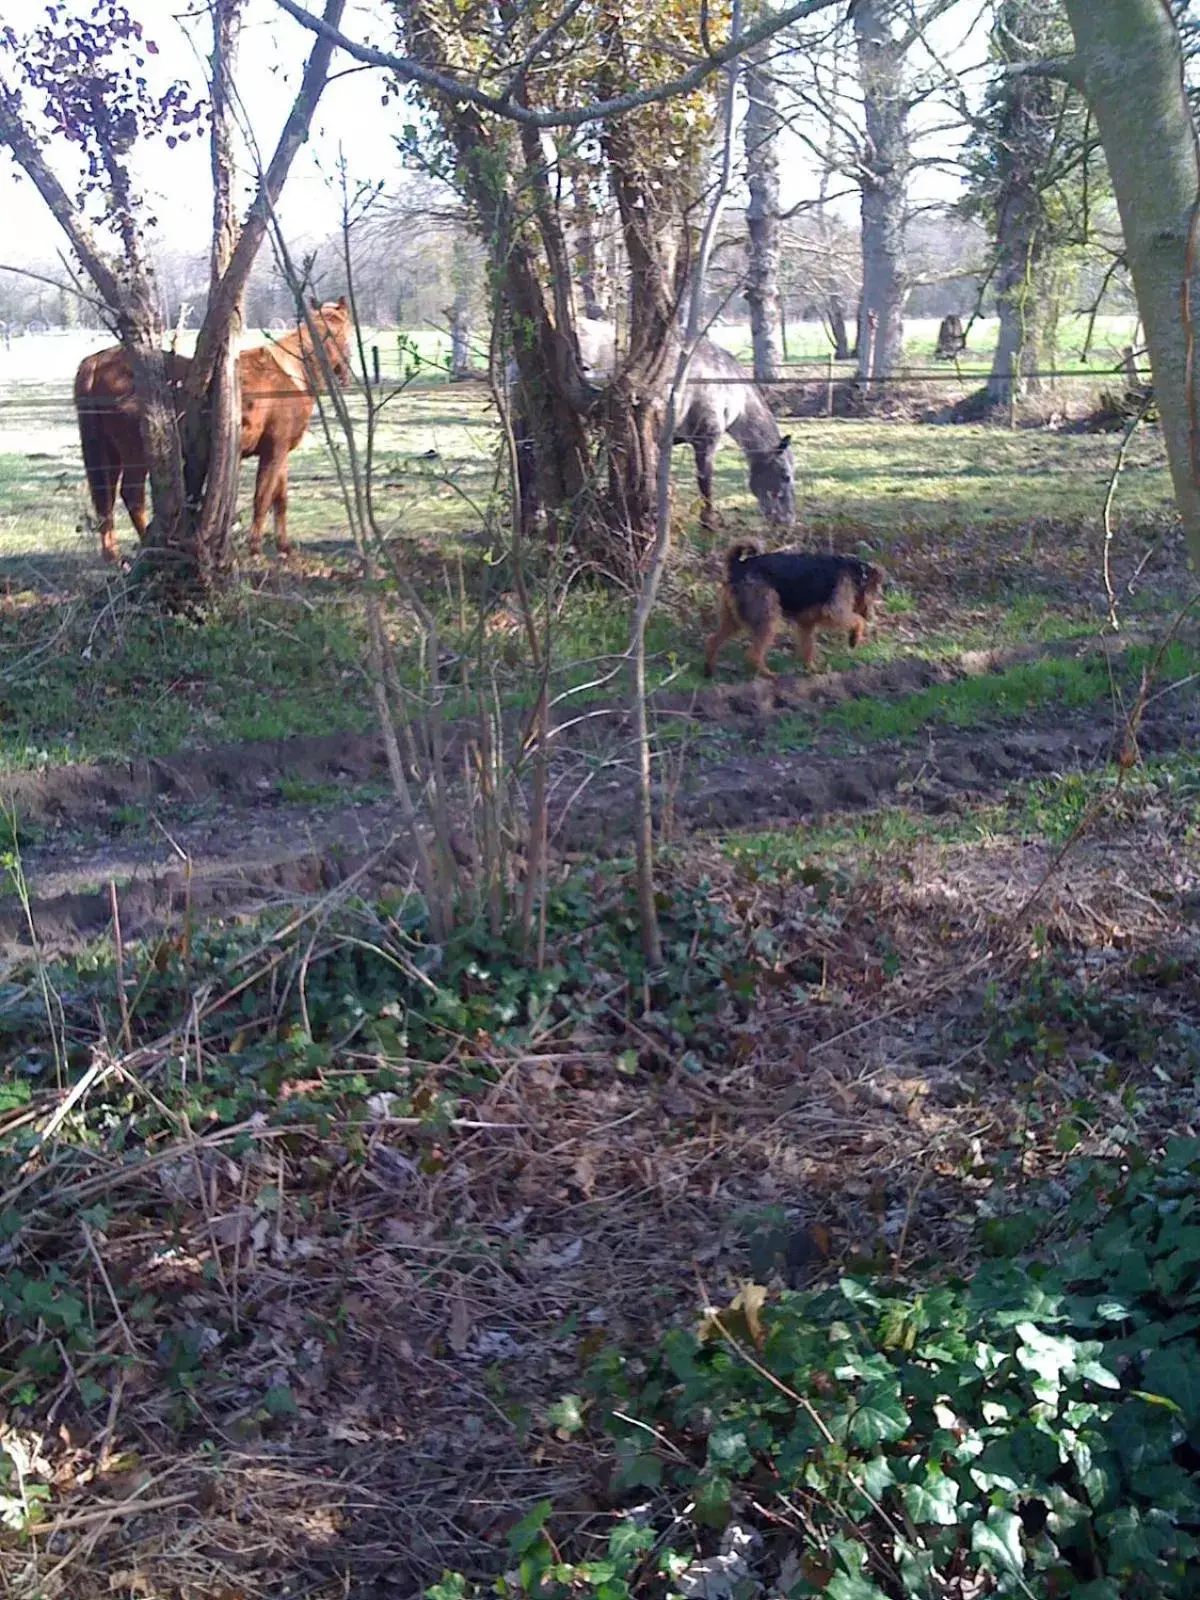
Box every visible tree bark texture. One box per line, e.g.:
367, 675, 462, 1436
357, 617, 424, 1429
570, 163, 607, 319
827, 293, 853, 360
984, 1, 1061, 406
853, 0, 909, 383
179, 0, 245, 585
1064, 0, 1200, 565
744, 46, 783, 381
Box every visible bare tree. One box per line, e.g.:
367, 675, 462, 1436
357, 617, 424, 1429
970, 0, 1085, 405
778, 0, 966, 381
0, 0, 345, 593
744, 39, 784, 379
1060, 0, 1200, 565
852, 0, 912, 380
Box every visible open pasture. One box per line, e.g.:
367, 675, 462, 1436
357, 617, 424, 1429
1, 318, 1200, 1600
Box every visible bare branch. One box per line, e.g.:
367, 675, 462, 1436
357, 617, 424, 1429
1001, 54, 1081, 88
271, 0, 846, 128
504, 0, 589, 104
0, 81, 127, 318
0, 260, 109, 314
190, 0, 346, 393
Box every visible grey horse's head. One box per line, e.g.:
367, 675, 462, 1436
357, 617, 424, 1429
748, 435, 795, 526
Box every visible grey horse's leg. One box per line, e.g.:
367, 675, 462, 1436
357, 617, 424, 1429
694, 434, 719, 530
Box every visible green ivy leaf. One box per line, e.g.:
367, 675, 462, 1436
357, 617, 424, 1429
848, 1383, 908, 1446
1015, 1322, 1081, 1398
263, 1385, 297, 1418
901, 1465, 960, 1527
971, 1507, 1025, 1578
1141, 1345, 1200, 1425
607, 1522, 655, 1565
693, 1471, 731, 1529
826, 1575, 889, 1600
707, 1425, 753, 1475
857, 1453, 897, 1500
611, 1451, 661, 1492
508, 1500, 552, 1557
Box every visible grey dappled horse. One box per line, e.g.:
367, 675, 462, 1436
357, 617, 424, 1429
514, 318, 796, 528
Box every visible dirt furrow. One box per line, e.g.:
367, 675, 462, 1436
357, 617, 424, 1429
0, 631, 1145, 829
3, 670, 1195, 961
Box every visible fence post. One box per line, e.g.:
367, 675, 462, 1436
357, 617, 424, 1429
826, 351, 835, 416
371, 345, 381, 387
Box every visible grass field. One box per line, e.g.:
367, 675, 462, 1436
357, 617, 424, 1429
1, 316, 1199, 1600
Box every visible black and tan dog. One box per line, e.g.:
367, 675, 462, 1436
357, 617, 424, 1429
704, 541, 885, 678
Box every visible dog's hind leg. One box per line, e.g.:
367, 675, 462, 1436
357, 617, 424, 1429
740, 579, 781, 678
745, 611, 781, 678
796, 622, 818, 672
704, 589, 741, 676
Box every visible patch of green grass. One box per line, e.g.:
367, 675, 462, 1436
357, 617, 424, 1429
0, 594, 375, 769
724, 805, 1005, 878
821, 640, 1200, 745
723, 745, 1200, 882
777, 421, 1173, 533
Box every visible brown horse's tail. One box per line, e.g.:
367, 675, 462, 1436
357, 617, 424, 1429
73, 354, 117, 520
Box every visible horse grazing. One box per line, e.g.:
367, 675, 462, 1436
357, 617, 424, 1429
514, 318, 795, 529
577, 319, 795, 527
74, 299, 352, 563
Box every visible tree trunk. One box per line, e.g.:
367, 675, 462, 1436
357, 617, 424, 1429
827, 293, 852, 360
570, 163, 607, 319
174, 0, 244, 588
448, 298, 471, 376
603, 383, 664, 559
600, 116, 682, 565
744, 46, 783, 381
983, 0, 1059, 407
987, 227, 1047, 406
447, 231, 474, 377
853, 0, 909, 383
1063, 0, 1200, 564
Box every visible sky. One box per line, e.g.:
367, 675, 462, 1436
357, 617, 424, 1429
0, 0, 401, 263
0, 0, 988, 269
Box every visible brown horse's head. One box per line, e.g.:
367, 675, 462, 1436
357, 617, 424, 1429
302, 296, 352, 385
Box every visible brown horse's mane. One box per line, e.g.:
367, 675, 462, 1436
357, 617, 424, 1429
259, 300, 351, 390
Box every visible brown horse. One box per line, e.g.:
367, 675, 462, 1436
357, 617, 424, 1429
74, 298, 353, 563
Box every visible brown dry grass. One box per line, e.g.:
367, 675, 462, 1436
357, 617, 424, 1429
3, 770, 1198, 1597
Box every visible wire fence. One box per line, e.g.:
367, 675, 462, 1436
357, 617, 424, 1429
0, 364, 1140, 411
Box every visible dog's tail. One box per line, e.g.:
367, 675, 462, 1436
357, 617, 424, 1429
725, 540, 762, 585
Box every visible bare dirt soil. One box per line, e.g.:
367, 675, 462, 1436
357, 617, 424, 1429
0, 630, 1190, 958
